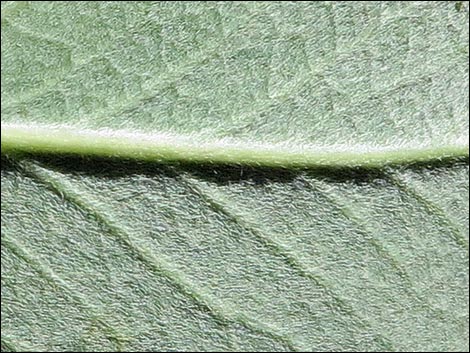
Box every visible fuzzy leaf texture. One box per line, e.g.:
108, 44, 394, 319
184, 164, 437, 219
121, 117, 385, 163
1, 1, 469, 352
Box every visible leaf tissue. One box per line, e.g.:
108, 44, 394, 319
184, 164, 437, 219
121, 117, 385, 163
1, 2, 469, 352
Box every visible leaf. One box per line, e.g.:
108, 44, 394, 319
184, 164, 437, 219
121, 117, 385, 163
1, 2, 469, 352
2, 157, 469, 352
1, 2, 468, 166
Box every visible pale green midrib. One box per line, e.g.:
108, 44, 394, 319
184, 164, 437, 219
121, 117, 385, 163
1, 123, 468, 167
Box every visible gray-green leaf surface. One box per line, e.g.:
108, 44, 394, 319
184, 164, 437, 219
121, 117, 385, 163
1, 1, 469, 165
1, 1, 469, 352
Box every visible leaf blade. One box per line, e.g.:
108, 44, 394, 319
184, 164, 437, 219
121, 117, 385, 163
1, 2, 469, 352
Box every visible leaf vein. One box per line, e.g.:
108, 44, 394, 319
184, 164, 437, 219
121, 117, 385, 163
179, 173, 395, 351
386, 172, 469, 250
1, 235, 129, 351
18, 160, 301, 352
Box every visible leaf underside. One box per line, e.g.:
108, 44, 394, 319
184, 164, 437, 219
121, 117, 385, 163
1, 1, 469, 352
1, 1, 469, 165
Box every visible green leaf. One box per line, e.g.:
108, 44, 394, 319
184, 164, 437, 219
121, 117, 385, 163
1, 2, 469, 352
1, 1, 468, 166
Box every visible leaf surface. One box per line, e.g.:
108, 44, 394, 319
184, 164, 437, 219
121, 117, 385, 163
1, 2, 469, 352
1, 1, 468, 165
